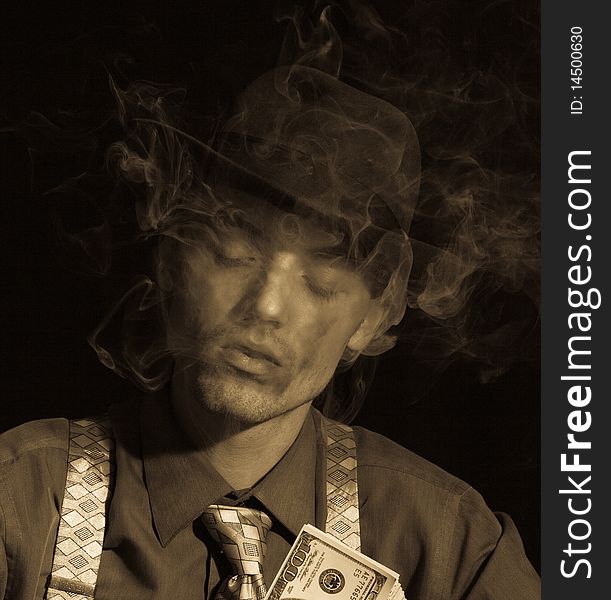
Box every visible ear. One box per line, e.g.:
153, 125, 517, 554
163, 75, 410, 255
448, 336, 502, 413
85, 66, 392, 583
346, 302, 387, 353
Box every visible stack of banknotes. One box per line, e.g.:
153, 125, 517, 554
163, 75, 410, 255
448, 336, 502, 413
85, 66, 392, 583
266, 524, 406, 600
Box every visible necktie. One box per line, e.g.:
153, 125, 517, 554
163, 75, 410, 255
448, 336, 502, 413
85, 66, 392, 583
201, 504, 273, 600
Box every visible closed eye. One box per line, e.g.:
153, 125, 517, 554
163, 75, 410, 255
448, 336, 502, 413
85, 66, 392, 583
210, 236, 260, 268
213, 251, 258, 268
303, 276, 336, 300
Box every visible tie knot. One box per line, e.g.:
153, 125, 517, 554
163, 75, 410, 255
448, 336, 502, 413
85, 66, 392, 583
201, 504, 272, 576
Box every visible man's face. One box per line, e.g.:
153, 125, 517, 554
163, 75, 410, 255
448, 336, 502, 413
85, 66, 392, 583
165, 213, 378, 425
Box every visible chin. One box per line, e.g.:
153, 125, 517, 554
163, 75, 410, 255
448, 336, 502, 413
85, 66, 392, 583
195, 369, 294, 425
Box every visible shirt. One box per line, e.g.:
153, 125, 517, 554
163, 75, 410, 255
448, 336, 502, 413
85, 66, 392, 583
0, 394, 540, 599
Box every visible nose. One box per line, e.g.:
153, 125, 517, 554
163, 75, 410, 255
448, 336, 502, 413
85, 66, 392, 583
251, 252, 297, 326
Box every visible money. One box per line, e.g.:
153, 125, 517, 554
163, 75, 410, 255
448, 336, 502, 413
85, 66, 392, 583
266, 524, 406, 600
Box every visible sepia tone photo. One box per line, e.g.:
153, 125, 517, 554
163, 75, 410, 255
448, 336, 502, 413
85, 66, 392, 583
1, 1, 540, 598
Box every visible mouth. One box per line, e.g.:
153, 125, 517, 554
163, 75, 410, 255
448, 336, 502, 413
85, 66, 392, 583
219, 344, 282, 377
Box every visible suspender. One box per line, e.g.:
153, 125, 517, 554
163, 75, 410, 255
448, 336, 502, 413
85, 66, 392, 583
324, 420, 362, 552
47, 415, 359, 597
46, 418, 115, 599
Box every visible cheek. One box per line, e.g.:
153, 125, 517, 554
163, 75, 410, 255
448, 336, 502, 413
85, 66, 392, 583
293, 308, 361, 369
183, 268, 250, 325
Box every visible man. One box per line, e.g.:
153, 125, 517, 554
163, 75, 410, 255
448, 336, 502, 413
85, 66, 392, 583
0, 66, 540, 598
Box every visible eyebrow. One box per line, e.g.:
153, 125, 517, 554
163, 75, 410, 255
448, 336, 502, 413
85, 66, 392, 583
214, 213, 267, 248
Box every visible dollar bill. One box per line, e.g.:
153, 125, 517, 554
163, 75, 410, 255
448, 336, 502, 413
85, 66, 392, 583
266, 524, 406, 600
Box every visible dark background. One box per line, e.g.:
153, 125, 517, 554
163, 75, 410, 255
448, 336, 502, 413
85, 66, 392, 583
1, 0, 540, 571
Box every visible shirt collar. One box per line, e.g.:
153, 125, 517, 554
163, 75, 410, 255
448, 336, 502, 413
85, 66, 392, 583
250, 409, 318, 538
141, 393, 319, 547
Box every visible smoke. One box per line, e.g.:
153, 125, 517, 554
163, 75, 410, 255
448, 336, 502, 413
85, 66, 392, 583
13, 1, 539, 414
273, 1, 540, 404
107, 1, 537, 404
87, 276, 170, 390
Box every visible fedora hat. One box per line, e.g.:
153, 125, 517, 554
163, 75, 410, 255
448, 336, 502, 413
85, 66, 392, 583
195, 65, 420, 256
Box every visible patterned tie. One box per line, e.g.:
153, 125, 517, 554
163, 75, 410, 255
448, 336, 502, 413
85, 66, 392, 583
201, 504, 273, 600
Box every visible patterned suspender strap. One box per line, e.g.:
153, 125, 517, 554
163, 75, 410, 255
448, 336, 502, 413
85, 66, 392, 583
46, 417, 115, 600
323, 418, 361, 552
